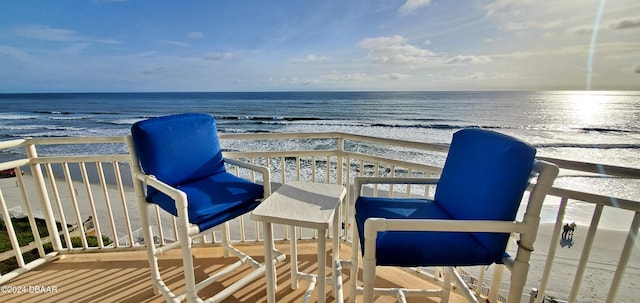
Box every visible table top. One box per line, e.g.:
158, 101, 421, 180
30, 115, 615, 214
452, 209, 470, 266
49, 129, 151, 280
250, 181, 347, 229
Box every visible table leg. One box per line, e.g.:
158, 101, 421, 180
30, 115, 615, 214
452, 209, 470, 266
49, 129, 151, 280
332, 203, 341, 301
318, 228, 326, 303
289, 225, 298, 290
263, 222, 276, 303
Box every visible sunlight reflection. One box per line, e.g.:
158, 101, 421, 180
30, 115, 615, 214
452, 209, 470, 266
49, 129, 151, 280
565, 93, 612, 126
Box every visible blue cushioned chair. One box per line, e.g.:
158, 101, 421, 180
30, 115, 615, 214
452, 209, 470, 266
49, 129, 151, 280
127, 113, 276, 303
347, 129, 558, 303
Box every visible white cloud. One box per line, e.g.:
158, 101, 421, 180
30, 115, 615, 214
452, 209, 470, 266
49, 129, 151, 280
158, 40, 190, 47
398, 0, 431, 14
280, 77, 318, 85
13, 24, 81, 42
358, 35, 437, 66
203, 52, 233, 60
142, 67, 165, 75
482, 0, 534, 18
0, 45, 36, 62
96, 39, 121, 45
324, 72, 409, 83
325, 72, 375, 82
609, 17, 640, 30
188, 32, 204, 39
11, 24, 121, 47
570, 25, 594, 35
385, 73, 409, 80
289, 54, 330, 63
447, 55, 493, 64
467, 72, 486, 80
63, 43, 91, 54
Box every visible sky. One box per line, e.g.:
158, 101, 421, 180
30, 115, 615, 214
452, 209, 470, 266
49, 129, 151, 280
1, 0, 639, 92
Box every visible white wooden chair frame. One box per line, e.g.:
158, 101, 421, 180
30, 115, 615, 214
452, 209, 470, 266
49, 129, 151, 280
127, 135, 283, 303
346, 160, 558, 303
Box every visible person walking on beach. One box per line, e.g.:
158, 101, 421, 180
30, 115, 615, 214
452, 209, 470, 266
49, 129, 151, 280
562, 223, 570, 238
569, 222, 577, 236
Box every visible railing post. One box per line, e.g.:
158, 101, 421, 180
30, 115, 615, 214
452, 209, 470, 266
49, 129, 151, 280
569, 204, 603, 302
0, 189, 25, 267
337, 135, 344, 186
488, 264, 504, 302
536, 197, 569, 303
606, 212, 640, 303
477, 265, 486, 297
24, 141, 63, 251
529, 288, 539, 303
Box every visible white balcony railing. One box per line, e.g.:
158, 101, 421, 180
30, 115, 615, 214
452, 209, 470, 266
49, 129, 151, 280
0, 133, 638, 302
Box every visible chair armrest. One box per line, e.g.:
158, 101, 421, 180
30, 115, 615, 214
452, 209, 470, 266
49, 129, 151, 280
224, 157, 271, 197
362, 218, 524, 261
132, 171, 189, 210
364, 218, 522, 236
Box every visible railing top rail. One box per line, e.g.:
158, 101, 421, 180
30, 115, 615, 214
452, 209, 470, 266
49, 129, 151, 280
219, 132, 451, 153
219, 132, 344, 140
340, 132, 450, 153
224, 150, 336, 158
549, 186, 640, 212
537, 156, 640, 179
0, 138, 26, 149
0, 159, 30, 171
2, 134, 638, 179
344, 150, 443, 174
24, 136, 127, 145
29, 155, 132, 164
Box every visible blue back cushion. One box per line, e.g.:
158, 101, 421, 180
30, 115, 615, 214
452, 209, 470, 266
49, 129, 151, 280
131, 113, 226, 187
434, 129, 536, 253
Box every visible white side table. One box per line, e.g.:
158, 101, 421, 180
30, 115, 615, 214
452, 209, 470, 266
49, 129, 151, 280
251, 181, 346, 303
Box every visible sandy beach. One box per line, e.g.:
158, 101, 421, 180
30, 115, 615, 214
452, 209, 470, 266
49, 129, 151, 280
1, 174, 639, 302
0, 171, 146, 246
521, 223, 640, 302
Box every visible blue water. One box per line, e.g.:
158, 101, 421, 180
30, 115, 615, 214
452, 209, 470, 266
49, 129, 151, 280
1, 91, 639, 228
1, 91, 639, 160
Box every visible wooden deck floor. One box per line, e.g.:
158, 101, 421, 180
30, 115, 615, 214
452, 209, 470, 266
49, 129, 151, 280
0, 242, 468, 303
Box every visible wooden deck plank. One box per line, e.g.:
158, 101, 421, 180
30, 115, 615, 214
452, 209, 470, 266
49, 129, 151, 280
0, 242, 466, 303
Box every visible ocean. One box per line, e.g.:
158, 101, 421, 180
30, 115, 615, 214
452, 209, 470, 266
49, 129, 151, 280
1, 91, 639, 229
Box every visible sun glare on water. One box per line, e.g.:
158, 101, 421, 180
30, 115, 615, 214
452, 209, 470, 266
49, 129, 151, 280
565, 92, 613, 127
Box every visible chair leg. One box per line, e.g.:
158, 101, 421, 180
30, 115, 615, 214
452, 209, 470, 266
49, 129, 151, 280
349, 225, 360, 303
442, 267, 453, 303
509, 244, 533, 303
221, 222, 232, 258
177, 218, 199, 302
362, 219, 380, 303
139, 203, 161, 294
362, 255, 376, 303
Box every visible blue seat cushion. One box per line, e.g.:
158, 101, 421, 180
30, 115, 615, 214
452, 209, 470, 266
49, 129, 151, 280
355, 197, 503, 266
147, 171, 263, 231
